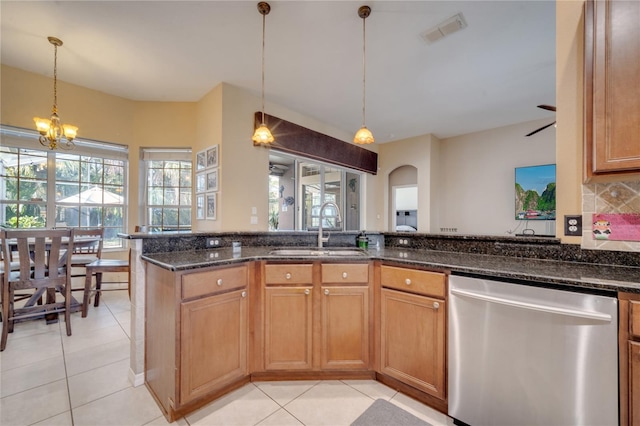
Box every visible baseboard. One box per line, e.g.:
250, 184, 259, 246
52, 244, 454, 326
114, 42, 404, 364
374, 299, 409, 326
129, 368, 145, 387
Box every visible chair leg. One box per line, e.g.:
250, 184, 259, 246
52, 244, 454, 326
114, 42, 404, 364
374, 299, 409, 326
94, 272, 102, 307
7, 288, 14, 333
82, 271, 92, 318
64, 283, 72, 337
1, 283, 9, 351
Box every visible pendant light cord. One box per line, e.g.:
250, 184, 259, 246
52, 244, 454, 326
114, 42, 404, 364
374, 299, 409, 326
361, 15, 366, 128
53, 43, 58, 111
261, 12, 266, 125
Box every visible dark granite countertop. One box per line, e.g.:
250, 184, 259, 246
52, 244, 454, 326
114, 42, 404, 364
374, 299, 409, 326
141, 246, 640, 294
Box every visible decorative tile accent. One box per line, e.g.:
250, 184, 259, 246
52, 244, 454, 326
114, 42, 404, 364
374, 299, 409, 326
583, 180, 640, 252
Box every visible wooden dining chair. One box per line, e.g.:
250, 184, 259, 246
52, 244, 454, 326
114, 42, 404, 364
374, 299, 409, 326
1, 228, 75, 351
69, 228, 104, 312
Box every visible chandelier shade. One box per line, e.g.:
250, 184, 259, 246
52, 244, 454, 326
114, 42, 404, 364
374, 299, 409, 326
252, 2, 275, 145
34, 36, 78, 150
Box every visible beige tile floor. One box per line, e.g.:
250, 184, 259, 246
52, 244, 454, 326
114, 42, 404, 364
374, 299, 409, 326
0, 290, 453, 426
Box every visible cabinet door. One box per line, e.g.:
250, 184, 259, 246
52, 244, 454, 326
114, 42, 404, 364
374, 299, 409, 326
180, 288, 247, 404
381, 288, 445, 399
264, 286, 313, 370
321, 286, 370, 370
585, 0, 640, 177
630, 341, 640, 425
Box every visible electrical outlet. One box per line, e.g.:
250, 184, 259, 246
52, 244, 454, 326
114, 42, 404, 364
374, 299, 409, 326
206, 238, 220, 247
564, 215, 582, 236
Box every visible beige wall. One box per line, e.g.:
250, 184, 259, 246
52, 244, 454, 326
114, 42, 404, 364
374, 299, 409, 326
556, 0, 585, 244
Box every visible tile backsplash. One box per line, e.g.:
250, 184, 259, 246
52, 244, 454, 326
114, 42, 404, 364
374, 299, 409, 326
582, 180, 640, 252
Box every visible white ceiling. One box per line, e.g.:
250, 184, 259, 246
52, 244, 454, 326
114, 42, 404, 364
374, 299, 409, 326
0, 0, 556, 142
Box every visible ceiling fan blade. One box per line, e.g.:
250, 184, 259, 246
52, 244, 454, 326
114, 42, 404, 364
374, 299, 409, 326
537, 104, 556, 112
525, 121, 556, 137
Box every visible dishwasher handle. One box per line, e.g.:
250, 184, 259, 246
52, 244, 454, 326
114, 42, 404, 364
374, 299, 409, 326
450, 288, 612, 322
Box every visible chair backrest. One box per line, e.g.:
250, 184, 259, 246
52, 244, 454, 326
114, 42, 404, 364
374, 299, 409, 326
1, 228, 74, 288
70, 228, 104, 258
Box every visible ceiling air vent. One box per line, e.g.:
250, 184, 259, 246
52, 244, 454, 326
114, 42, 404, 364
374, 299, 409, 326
420, 13, 468, 44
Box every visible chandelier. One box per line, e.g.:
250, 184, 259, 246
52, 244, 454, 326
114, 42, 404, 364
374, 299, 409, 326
252, 2, 275, 144
33, 36, 78, 150
353, 6, 374, 144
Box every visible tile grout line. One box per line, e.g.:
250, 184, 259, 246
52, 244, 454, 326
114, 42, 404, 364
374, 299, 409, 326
59, 317, 75, 426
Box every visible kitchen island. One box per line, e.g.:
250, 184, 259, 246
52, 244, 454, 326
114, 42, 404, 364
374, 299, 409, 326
125, 232, 640, 422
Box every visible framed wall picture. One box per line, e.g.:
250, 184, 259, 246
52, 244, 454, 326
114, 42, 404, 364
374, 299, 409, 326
196, 194, 205, 220
206, 192, 217, 220
206, 145, 219, 168
207, 169, 218, 192
195, 172, 206, 193
196, 150, 206, 171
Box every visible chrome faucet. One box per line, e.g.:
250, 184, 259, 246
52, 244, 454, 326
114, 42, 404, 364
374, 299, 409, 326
318, 201, 342, 248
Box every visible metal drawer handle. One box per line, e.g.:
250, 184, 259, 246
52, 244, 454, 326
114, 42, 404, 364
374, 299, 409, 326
241, 291, 247, 298
304, 289, 310, 295
217, 278, 223, 286
405, 278, 411, 285
433, 301, 440, 309
285, 273, 292, 280
324, 289, 330, 295
342, 272, 348, 279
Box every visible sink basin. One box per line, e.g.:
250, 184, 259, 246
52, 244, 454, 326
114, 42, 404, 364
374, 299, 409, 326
269, 248, 367, 257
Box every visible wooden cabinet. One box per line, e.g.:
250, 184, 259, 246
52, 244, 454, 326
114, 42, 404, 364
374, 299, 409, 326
261, 262, 371, 372
619, 293, 640, 426
584, 0, 640, 180
379, 265, 446, 401
145, 262, 250, 422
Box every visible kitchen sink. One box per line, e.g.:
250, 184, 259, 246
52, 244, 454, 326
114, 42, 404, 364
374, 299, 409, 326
269, 248, 368, 257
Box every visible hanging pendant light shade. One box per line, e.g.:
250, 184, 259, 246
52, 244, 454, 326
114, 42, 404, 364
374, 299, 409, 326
252, 2, 275, 144
34, 36, 78, 150
354, 5, 374, 144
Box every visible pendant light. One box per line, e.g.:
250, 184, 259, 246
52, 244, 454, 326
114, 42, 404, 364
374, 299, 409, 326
33, 36, 78, 150
252, 2, 275, 144
354, 5, 374, 144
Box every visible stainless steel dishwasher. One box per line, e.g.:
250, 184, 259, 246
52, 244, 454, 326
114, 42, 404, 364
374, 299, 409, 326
448, 274, 618, 426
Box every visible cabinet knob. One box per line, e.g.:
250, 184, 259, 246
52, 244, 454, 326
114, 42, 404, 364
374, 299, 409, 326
304, 289, 310, 295
342, 272, 348, 279
433, 301, 440, 309
405, 278, 411, 285
217, 278, 223, 286
241, 291, 247, 298
285, 273, 292, 280
324, 289, 330, 295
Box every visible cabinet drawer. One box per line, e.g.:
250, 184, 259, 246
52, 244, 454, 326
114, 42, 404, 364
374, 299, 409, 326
630, 301, 640, 339
182, 265, 248, 300
265, 264, 313, 285
321, 263, 369, 284
381, 265, 445, 298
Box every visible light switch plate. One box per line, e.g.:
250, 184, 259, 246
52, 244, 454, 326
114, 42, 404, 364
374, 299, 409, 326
564, 215, 582, 236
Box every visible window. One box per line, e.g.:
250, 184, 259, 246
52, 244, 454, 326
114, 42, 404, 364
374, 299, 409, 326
268, 152, 362, 231
0, 126, 128, 248
142, 149, 192, 232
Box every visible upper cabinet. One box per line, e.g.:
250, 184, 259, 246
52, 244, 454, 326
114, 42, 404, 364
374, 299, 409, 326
584, 0, 640, 181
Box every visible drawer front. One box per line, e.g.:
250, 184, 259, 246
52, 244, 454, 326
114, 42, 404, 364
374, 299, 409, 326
265, 264, 313, 285
182, 265, 248, 300
321, 263, 369, 284
630, 301, 640, 339
381, 265, 445, 298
